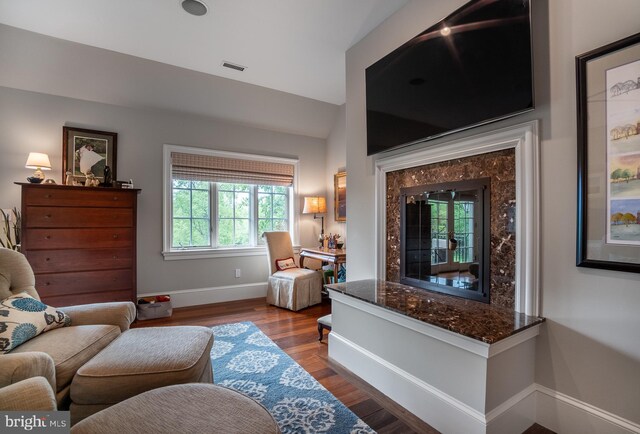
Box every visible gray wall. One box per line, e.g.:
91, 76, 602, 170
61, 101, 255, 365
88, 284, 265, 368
0, 24, 338, 140
0, 86, 327, 296
325, 104, 347, 239
345, 0, 640, 424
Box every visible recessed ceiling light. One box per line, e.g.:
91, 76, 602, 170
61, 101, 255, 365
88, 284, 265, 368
440, 26, 451, 36
181, 0, 208, 16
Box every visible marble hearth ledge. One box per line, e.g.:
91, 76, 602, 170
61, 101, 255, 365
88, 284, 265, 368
325, 279, 544, 344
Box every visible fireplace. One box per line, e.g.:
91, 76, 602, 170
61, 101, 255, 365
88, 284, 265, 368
385, 147, 517, 309
400, 178, 491, 302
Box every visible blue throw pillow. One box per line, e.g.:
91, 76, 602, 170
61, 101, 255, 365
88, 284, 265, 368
0, 292, 70, 354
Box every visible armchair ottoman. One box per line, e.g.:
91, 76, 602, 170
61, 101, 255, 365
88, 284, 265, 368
0, 248, 136, 408
1, 248, 215, 426
70, 326, 214, 425
71, 384, 280, 434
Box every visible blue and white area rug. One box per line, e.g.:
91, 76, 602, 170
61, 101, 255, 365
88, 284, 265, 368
211, 321, 374, 434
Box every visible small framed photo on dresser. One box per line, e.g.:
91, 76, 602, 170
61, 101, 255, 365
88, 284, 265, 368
576, 32, 640, 272
63, 126, 117, 184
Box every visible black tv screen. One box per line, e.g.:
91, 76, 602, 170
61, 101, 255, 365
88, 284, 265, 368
366, 0, 534, 156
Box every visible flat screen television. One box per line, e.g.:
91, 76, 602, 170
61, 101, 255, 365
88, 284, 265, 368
366, 0, 534, 156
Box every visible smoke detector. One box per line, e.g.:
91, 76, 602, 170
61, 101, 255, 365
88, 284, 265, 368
181, 0, 208, 16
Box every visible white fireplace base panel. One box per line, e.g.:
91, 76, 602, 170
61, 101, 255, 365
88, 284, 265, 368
328, 293, 640, 433
328, 294, 540, 434
330, 332, 538, 434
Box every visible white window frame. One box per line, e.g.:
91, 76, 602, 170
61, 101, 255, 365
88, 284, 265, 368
162, 144, 299, 260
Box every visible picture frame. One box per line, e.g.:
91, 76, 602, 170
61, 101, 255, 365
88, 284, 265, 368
62, 126, 117, 184
334, 171, 346, 222
577, 32, 640, 272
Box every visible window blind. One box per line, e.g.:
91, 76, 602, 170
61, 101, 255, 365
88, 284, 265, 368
171, 152, 294, 187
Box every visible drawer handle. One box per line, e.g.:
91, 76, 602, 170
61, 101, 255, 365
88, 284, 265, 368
45, 282, 50, 286
112, 256, 118, 260
45, 194, 52, 199
113, 196, 119, 201
113, 234, 119, 239
44, 214, 52, 219
45, 257, 50, 262
44, 235, 51, 240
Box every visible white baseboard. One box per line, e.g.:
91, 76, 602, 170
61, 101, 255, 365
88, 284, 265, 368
536, 385, 640, 434
137, 282, 267, 308
486, 386, 536, 434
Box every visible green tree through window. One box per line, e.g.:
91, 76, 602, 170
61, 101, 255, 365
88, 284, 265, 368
172, 180, 210, 248
171, 180, 290, 249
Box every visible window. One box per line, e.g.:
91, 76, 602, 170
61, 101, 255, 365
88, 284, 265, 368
452, 201, 474, 264
257, 185, 290, 243
172, 180, 211, 248
429, 200, 448, 265
217, 183, 252, 247
163, 145, 298, 259
429, 198, 475, 268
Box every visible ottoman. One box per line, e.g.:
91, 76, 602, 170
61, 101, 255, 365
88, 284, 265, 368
70, 384, 280, 434
70, 326, 214, 425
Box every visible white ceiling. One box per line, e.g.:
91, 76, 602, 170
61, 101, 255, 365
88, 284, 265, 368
0, 0, 409, 105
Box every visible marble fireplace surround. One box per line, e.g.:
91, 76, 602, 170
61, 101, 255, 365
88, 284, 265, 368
387, 148, 516, 309
375, 121, 541, 316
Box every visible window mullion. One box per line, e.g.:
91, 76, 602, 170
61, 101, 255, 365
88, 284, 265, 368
285, 191, 289, 227
189, 184, 194, 247
449, 200, 455, 266
271, 192, 275, 227
211, 183, 217, 248
232, 188, 236, 245
251, 185, 258, 246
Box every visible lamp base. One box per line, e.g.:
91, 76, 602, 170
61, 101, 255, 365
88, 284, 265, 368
26, 176, 44, 184
33, 167, 45, 179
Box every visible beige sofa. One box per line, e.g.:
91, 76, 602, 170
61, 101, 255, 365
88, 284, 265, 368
0, 248, 136, 409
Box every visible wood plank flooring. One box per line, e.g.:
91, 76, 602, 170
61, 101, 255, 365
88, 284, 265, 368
133, 297, 553, 434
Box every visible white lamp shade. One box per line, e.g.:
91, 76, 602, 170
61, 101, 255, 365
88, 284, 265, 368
303, 196, 327, 214
25, 152, 52, 170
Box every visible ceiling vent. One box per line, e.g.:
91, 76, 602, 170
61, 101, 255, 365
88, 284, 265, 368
221, 61, 246, 72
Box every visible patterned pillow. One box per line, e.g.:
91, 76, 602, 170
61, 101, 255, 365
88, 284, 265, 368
0, 292, 70, 354
275, 257, 298, 271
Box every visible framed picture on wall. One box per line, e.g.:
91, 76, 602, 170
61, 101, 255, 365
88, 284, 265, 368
576, 32, 640, 272
63, 126, 117, 184
334, 171, 346, 222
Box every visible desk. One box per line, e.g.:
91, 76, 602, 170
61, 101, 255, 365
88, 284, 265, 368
299, 247, 346, 281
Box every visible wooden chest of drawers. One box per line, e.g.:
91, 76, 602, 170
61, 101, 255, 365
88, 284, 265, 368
18, 183, 140, 307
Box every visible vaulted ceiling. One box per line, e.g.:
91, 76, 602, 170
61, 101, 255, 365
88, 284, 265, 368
0, 0, 409, 105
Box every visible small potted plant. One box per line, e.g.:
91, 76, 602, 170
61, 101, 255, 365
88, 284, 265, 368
0, 207, 21, 251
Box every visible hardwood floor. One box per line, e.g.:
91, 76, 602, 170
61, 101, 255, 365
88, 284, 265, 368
133, 297, 553, 434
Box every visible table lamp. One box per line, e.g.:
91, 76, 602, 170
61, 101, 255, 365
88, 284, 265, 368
303, 196, 327, 238
25, 152, 52, 183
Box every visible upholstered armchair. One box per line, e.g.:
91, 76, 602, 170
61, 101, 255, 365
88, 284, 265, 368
0, 248, 136, 409
263, 232, 322, 311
